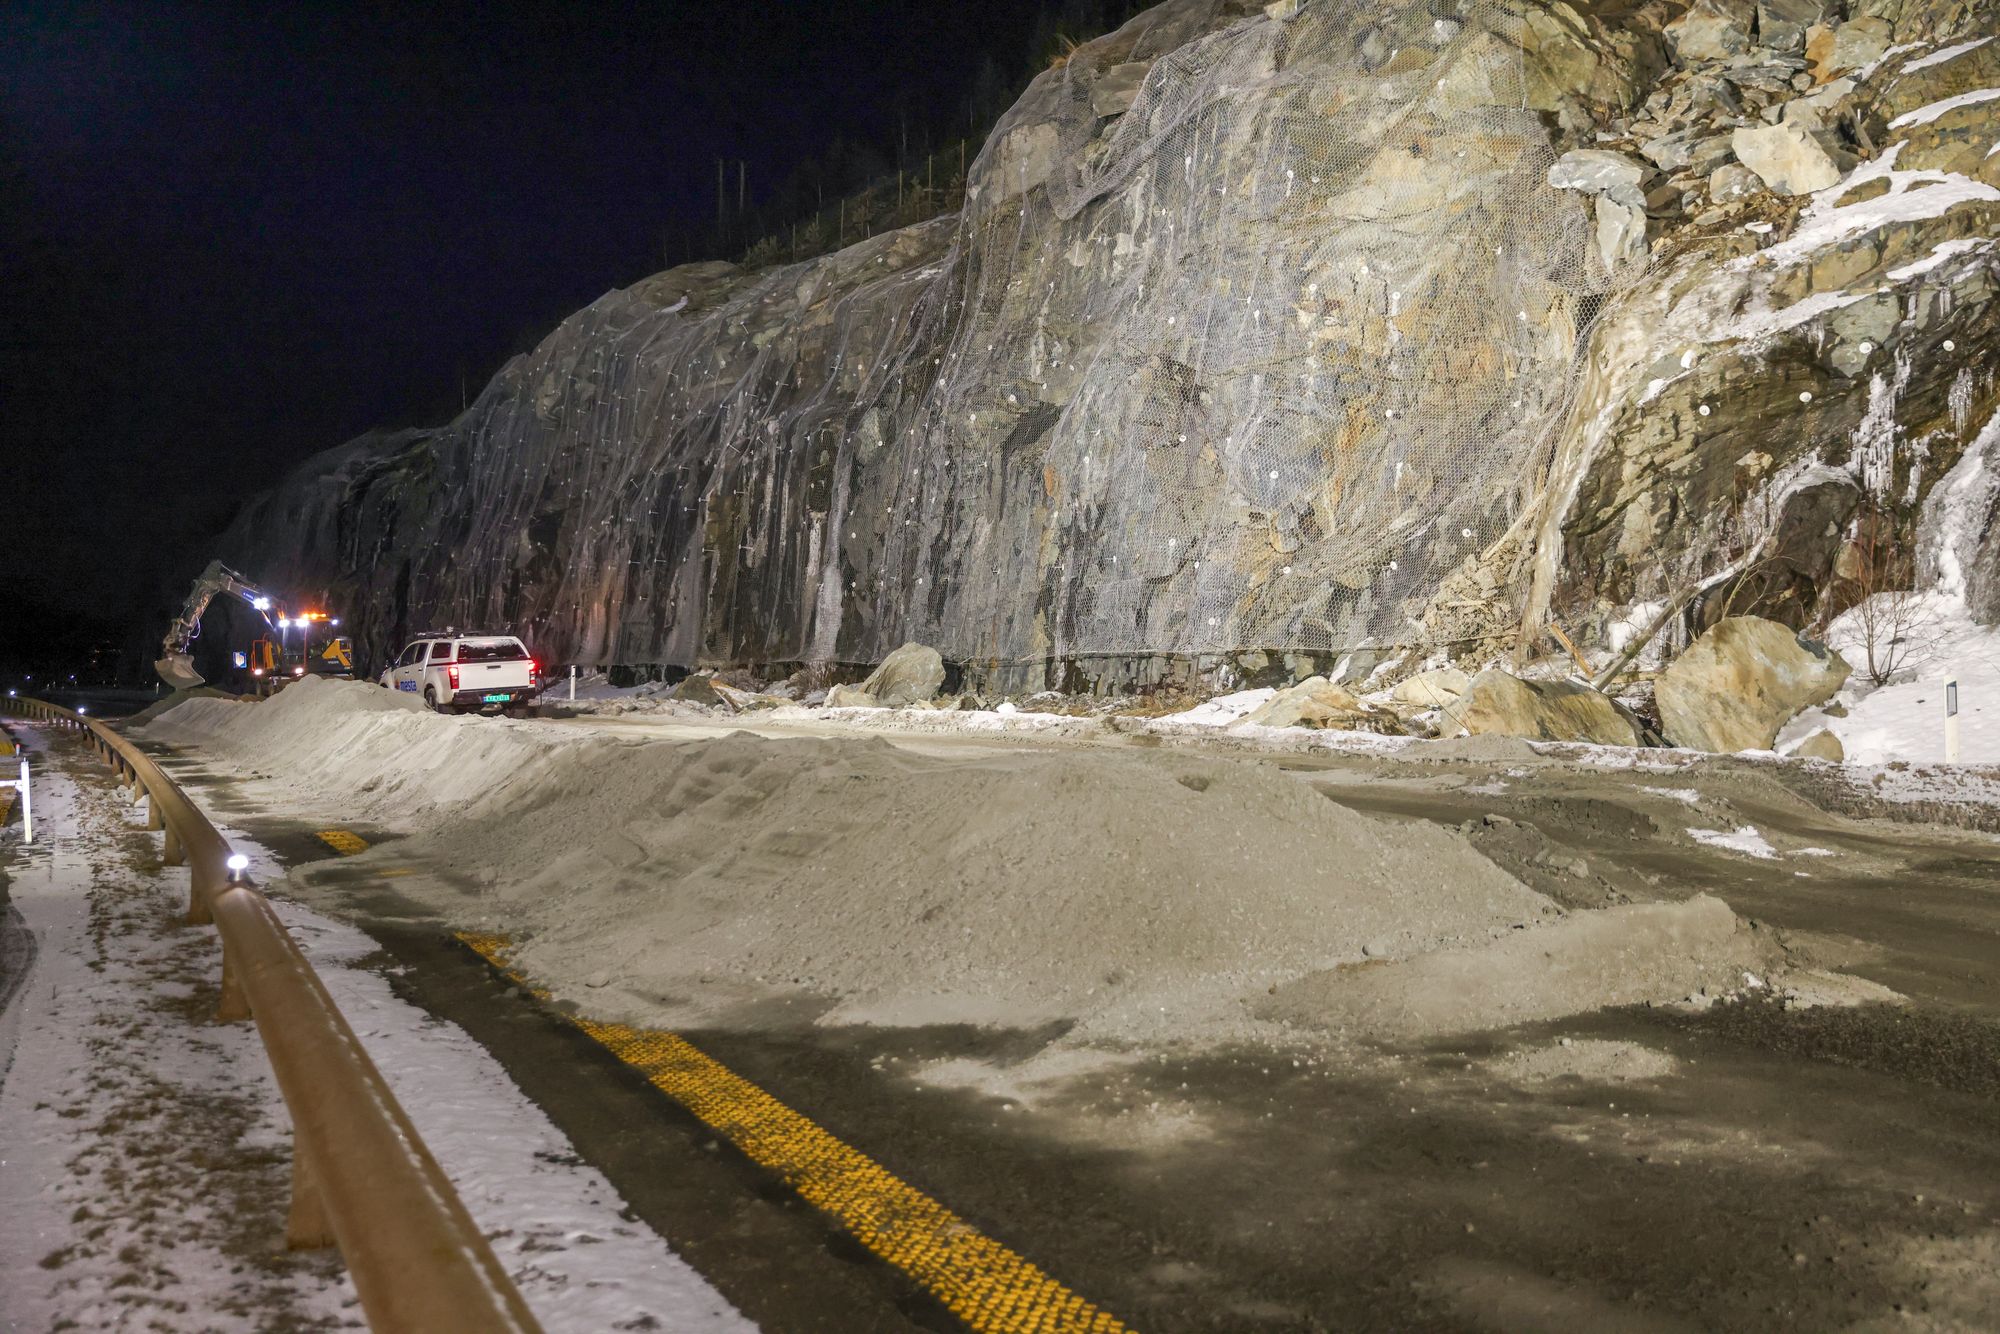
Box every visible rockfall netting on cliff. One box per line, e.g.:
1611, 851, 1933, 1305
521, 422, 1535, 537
221, 0, 2000, 688
227, 0, 1615, 679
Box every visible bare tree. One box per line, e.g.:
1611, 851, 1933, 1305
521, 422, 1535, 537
1837, 505, 1944, 687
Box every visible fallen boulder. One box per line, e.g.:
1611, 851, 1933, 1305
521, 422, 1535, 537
1391, 667, 1471, 707
824, 683, 884, 709
669, 674, 728, 706
858, 642, 946, 707
1655, 616, 1850, 752
1237, 676, 1396, 731
1453, 671, 1647, 747
1790, 728, 1845, 762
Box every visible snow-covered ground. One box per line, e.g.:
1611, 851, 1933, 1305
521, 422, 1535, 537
0, 723, 752, 1333
1780, 594, 2000, 765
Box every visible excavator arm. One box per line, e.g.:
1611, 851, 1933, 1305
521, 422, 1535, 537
155, 560, 274, 690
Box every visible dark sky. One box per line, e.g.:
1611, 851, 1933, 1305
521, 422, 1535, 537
0, 0, 1067, 629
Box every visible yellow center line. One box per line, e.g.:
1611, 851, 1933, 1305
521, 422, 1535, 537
457, 932, 1134, 1334
316, 828, 370, 856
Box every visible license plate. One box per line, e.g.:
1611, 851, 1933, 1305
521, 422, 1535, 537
483, 693, 511, 703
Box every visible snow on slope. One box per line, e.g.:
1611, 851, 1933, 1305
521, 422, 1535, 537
1780, 595, 2000, 765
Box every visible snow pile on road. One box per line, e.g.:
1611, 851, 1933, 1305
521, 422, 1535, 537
145, 680, 1566, 1038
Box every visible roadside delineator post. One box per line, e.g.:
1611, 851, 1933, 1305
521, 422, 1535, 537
1945, 676, 1961, 763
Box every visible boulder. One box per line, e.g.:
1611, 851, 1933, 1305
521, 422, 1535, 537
1806, 17, 1891, 80
1791, 728, 1845, 762
1708, 161, 1762, 202
1731, 122, 1843, 196
824, 683, 883, 709
1756, 0, 1825, 54
857, 642, 946, 707
1239, 676, 1385, 730
1595, 195, 1649, 270
1655, 616, 1851, 752
1638, 128, 1734, 174
1664, 0, 1753, 62
1453, 671, 1648, 747
1392, 667, 1473, 706
669, 674, 727, 706
1547, 149, 1650, 204
1781, 76, 1856, 131
1091, 62, 1150, 118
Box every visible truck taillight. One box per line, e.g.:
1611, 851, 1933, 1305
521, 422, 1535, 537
447, 665, 459, 689
528, 660, 539, 686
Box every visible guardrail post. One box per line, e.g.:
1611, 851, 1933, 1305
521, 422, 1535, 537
217, 936, 251, 1023
188, 865, 215, 926
286, 1147, 336, 1250
163, 824, 185, 866
147, 794, 164, 831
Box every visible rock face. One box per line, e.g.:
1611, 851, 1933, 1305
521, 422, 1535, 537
1454, 671, 1647, 747
858, 643, 945, 707
209, 0, 2000, 693
1655, 616, 1850, 752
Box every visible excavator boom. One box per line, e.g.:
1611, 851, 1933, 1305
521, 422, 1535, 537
155, 560, 274, 690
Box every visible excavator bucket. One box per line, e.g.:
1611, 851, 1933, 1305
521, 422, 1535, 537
155, 654, 205, 691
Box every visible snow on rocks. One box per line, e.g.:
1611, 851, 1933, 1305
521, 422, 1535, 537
1744, 141, 2000, 270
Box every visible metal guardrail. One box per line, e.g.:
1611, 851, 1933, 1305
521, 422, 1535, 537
1, 697, 543, 1334
0, 724, 29, 842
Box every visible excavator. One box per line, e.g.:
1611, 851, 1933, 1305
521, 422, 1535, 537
156, 560, 354, 693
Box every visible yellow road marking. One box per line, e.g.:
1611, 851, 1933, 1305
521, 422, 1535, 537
458, 933, 1134, 1334
316, 829, 370, 856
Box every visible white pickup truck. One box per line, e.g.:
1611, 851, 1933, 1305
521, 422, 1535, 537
380, 634, 542, 715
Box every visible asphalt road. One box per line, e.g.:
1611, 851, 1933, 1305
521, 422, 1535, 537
134, 725, 2000, 1332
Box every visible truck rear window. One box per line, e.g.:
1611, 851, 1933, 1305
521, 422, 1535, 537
457, 640, 528, 662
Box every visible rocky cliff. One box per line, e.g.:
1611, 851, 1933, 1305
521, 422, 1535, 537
219, 0, 2000, 690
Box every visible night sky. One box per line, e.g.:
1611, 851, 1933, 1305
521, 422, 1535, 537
1, 0, 1079, 668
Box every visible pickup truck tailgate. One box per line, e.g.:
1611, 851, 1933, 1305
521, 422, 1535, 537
458, 660, 534, 690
